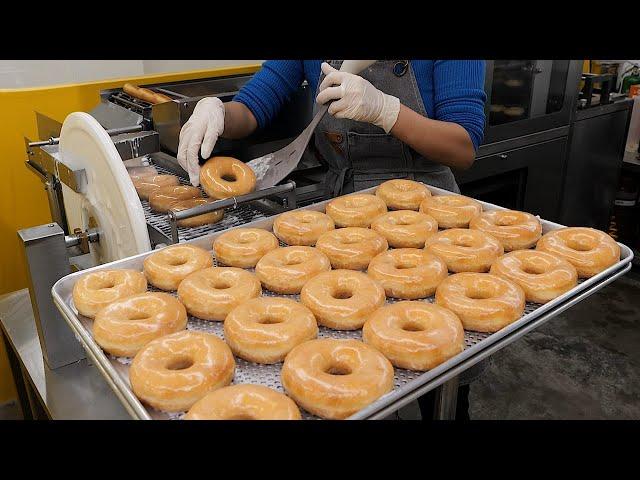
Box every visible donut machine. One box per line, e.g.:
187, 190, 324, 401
20, 75, 312, 370
50, 184, 634, 419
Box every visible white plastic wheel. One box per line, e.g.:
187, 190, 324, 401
58, 112, 151, 263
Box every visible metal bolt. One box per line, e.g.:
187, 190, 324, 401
48, 224, 55, 227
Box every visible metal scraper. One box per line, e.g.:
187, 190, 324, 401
247, 60, 377, 189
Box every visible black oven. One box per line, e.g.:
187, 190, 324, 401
455, 60, 583, 222
483, 60, 583, 144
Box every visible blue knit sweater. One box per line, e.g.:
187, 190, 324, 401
234, 60, 487, 150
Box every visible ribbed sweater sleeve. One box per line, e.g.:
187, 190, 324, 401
431, 60, 487, 150
233, 60, 306, 129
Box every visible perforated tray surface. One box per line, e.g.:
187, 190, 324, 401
52, 184, 633, 420
99, 250, 540, 420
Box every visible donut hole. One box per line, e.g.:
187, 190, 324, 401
209, 279, 232, 290
237, 233, 259, 244
495, 217, 517, 226
467, 288, 494, 300
331, 289, 353, 300
284, 257, 304, 266
453, 239, 474, 247
566, 239, 593, 252
256, 315, 284, 325
340, 237, 363, 245
228, 414, 255, 420
522, 265, 546, 275
325, 363, 352, 376
394, 216, 415, 226
345, 197, 368, 208
165, 356, 194, 371
401, 321, 425, 332
128, 312, 152, 321
221, 173, 237, 182
98, 281, 116, 289
168, 258, 188, 266
395, 262, 417, 270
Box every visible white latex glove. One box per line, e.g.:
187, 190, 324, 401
316, 62, 401, 133
177, 96, 225, 186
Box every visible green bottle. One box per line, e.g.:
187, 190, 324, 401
622, 66, 640, 94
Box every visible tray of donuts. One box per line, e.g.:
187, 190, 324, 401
52, 180, 633, 420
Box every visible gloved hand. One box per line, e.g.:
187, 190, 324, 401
177, 96, 225, 186
316, 62, 401, 133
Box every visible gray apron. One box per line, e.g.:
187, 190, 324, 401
311, 60, 487, 387
311, 59, 461, 197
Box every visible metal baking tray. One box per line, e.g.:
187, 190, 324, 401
52, 184, 634, 420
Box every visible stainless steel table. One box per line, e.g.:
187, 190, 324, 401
0, 289, 129, 420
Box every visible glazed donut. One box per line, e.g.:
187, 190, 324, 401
435, 272, 525, 332
325, 194, 387, 228
213, 228, 279, 268
272, 210, 335, 246
255, 246, 331, 294
424, 228, 504, 273
127, 166, 158, 180
72, 269, 147, 318
93, 292, 187, 357
367, 248, 447, 299
504, 106, 525, 117
371, 210, 438, 248
419, 194, 482, 229
224, 297, 318, 364
184, 385, 301, 420
469, 210, 542, 251
169, 198, 224, 228
177, 267, 261, 321
143, 244, 213, 291
123, 83, 172, 104
490, 250, 578, 303
363, 302, 464, 370
300, 270, 385, 330
315, 227, 388, 270
129, 330, 235, 412
149, 185, 201, 213
375, 179, 431, 210
281, 338, 394, 419
536, 227, 620, 278
132, 174, 179, 200
200, 156, 256, 200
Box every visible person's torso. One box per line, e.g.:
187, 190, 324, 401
309, 60, 459, 196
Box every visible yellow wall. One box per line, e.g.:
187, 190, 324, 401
0, 64, 261, 405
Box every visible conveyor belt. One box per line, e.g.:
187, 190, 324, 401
142, 163, 275, 244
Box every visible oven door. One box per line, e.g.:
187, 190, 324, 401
483, 60, 582, 144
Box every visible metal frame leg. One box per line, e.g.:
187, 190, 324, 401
17, 223, 85, 369
433, 376, 459, 420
